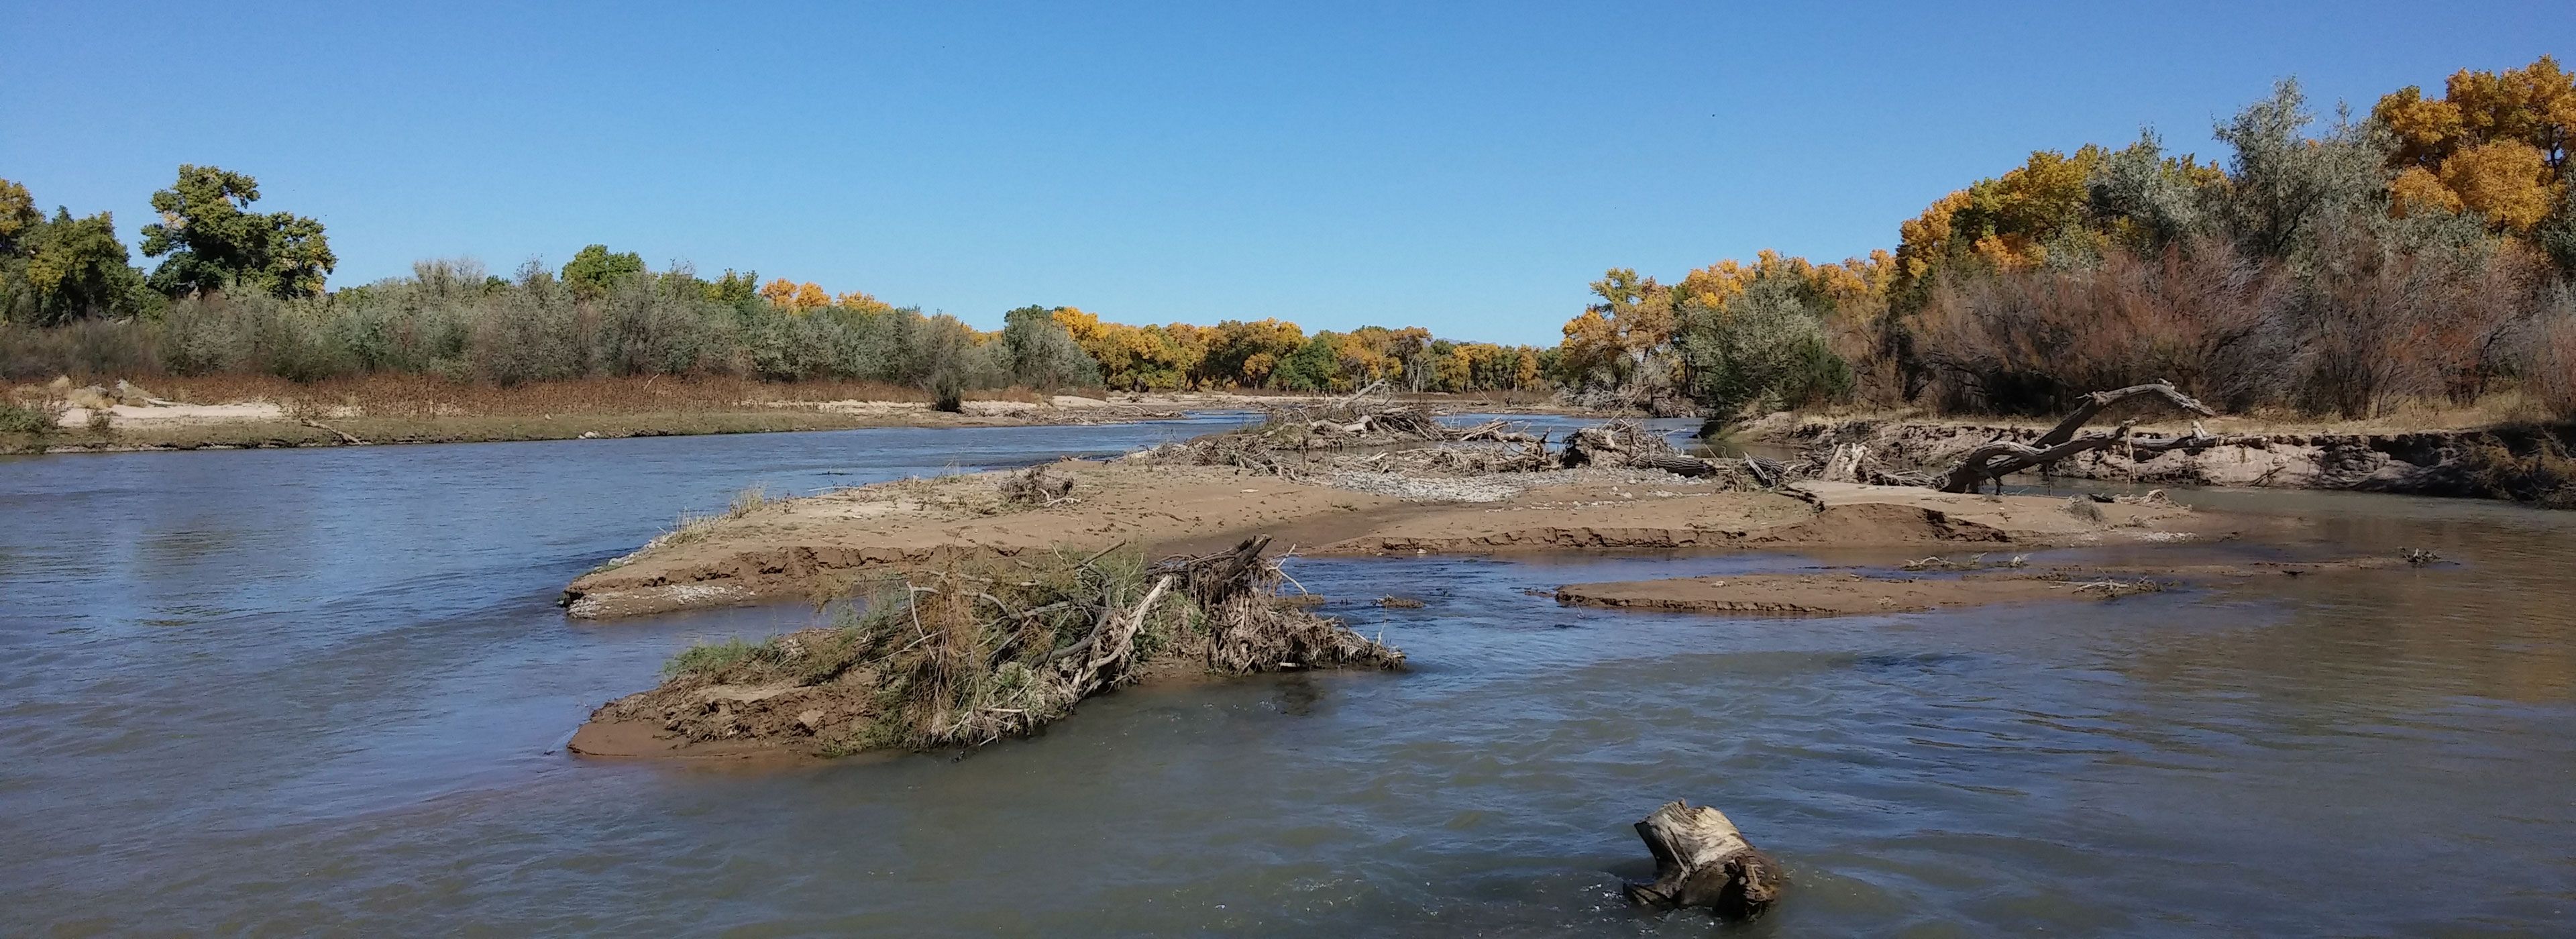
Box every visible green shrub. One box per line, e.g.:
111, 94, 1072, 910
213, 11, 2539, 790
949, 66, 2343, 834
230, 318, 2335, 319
0, 400, 57, 434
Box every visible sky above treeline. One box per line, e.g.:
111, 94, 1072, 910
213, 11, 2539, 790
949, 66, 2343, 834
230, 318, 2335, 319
5, 1, 2571, 344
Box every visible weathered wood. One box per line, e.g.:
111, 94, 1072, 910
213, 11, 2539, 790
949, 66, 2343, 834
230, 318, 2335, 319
1066, 575, 1173, 694
1623, 800, 1783, 918
1937, 426, 2267, 493
1819, 443, 1870, 482
1620, 453, 1715, 476
299, 419, 366, 445
2033, 382, 2214, 448
1937, 382, 2244, 493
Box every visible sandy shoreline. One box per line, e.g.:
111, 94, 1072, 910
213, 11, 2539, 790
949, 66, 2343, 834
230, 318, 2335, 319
560, 464, 2216, 620
1553, 555, 2417, 617
7, 390, 1592, 455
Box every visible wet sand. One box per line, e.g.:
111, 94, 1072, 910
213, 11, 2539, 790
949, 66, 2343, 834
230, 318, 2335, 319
1554, 555, 2422, 617
561, 467, 2214, 620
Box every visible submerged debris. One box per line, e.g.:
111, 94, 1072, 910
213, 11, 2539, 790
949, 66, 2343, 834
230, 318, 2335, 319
2068, 577, 2167, 599
1900, 553, 2028, 572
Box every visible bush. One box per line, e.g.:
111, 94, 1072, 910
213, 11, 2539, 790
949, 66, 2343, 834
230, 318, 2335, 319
0, 319, 161, 380
1913, 238, 2284, 413
2536, 313, 2576, 422
1000, 305, 1099, 390
468, 271, 587, 386
1677, 275, 1854, 422
932, 372, 965, 412
0, 400, 57, 434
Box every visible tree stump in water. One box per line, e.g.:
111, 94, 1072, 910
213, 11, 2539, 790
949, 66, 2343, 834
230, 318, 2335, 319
1622, 800, 1782, 918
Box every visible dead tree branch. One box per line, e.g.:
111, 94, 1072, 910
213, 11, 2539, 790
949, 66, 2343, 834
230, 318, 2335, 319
1937, 382, 2251, 493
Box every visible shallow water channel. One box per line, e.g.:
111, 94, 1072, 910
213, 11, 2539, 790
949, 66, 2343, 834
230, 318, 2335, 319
3, 417, 2571, 935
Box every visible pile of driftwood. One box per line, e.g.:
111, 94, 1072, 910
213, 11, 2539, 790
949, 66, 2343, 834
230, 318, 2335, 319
594, 537, 1401, 756
1159, 380, 1553, 479
997, 464, 1077, 506
1159, 535, 1403, 674
1560, 420, 1737, 479
1252, 380, 1546, 450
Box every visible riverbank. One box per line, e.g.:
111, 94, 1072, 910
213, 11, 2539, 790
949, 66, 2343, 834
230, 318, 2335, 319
7, 398, 1188, 453
1, 375, 1588, 455
1750, 409, 2576, 508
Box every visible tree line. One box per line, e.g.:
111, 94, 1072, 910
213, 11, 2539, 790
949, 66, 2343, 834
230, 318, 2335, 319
3, 168, 1554, 397
13, 58, 2575, 421
1555, 56, 2576, 423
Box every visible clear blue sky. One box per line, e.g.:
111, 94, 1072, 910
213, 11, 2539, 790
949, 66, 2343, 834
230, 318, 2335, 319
4, 1, 2568, 344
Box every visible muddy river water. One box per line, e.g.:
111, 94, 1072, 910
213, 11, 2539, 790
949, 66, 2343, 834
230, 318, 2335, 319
3, 418, 2571, 935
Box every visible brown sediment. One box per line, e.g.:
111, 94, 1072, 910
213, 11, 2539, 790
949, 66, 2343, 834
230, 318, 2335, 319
1554, 554, 2428, 618
565, 651, 1234, 762
1555, 573, 2091, 616
562, 461, 2213, 620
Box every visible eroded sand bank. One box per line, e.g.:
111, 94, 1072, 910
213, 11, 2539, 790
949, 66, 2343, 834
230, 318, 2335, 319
561, 463, 2213, 620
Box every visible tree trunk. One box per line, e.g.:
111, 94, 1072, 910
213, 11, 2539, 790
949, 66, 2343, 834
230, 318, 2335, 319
1937, 382, 2247, 493
1622, 800, 1783, 918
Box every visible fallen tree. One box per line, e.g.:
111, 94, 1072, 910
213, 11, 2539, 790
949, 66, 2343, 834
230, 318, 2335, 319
1623, 800, 1784, 919
1935, 382, 2261, 493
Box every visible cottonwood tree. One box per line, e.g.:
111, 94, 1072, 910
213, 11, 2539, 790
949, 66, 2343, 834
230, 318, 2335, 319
0, 178, 152, 324
140, 165, 335, 298
559, 243, 645, 298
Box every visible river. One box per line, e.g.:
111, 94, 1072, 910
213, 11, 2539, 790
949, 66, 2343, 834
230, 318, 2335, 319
2, 419, 2570, 934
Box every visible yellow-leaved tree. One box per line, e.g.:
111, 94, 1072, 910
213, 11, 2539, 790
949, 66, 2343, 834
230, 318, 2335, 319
2373, 56, 2575, 231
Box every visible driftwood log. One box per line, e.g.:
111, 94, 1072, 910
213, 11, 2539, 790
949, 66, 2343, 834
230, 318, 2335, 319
1623, 800, 1783, 918
1562, 421, 1727, 477
1935, 382, 2259, 493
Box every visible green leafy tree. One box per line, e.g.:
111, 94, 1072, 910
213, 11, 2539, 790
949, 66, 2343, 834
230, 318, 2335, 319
2210, 80, 2393, 262
140, 165, 335, 298
0, 179, 38, 249
1271, 334, 1340, 390
1, 178, 152, 325
2088, 131, 2223, 251
560, 243, 646, 298
1676, 275, 1852, 423
21, 209, 151, 325
702, 269, 761, 309
1000, 305, 1101, 390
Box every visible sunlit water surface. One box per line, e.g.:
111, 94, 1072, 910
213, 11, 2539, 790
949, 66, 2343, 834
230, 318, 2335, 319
2, 417, 2569, 935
